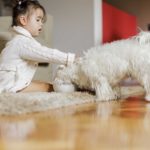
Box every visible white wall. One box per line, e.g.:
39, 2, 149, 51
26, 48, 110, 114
94, 0, 102, 46
39, 0, 102, 54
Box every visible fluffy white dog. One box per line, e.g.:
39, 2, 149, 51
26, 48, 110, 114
53, 31, 150, 101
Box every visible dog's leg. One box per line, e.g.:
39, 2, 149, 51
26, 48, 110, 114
94, 76, 118, 101
140, 74, 150, 101
112, 86, 121, 99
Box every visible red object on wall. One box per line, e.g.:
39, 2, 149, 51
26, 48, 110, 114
102, 2, 137, 43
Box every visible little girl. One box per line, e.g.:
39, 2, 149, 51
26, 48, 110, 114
0, 0, 75, 93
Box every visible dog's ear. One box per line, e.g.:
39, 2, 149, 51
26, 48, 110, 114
55, 65, 66, 79
136, 31, 150, 44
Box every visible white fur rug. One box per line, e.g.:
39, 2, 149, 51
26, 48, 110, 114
0, 86, 145, 115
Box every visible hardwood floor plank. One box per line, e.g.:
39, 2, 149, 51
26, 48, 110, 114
0, 95, 149, 149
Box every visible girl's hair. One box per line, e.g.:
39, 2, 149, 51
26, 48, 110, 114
12, 0, 46, 26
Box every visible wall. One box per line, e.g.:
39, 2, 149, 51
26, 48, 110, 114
104, 0, 150, 31
39, 0, 96, 54
102, 2, 137, 43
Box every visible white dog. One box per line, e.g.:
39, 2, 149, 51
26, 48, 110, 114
53, 31, 150, 101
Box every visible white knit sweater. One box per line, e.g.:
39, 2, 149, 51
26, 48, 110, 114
0, 26, 75, 92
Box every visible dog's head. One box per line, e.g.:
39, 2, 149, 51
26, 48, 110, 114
53, 59, 81, 85
54, 65, 72, 84
53, 64, 77, 92
135, 31, 150, 44
53, 61, 80, 92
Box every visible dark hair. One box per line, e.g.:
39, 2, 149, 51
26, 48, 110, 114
12, 0, 46, 26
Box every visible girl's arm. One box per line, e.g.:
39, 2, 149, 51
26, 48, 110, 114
19, 39, 75, 66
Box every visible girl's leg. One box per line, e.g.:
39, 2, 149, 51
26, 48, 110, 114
19, 81, 53, 93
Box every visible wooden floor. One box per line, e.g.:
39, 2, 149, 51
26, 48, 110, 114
0, 95, 150, 150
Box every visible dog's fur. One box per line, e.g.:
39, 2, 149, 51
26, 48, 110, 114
54, 31, 150, 101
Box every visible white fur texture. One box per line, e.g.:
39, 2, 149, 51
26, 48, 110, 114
54, 31, 150, 101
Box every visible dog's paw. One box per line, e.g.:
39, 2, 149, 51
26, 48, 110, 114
96, 92, 118, 101
95, 87, 120, 101
113, 88, 121, 99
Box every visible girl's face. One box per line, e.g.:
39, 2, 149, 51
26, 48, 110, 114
24, 8, 44, 37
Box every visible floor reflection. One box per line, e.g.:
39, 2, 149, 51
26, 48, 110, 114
0, 119, 35, 140
117, 96, 147, 118
0, 96, 149, 149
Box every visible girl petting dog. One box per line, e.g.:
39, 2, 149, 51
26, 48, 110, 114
0, 0, 76, 93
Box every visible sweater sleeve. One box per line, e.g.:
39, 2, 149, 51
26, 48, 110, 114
19, 38, 75, 66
